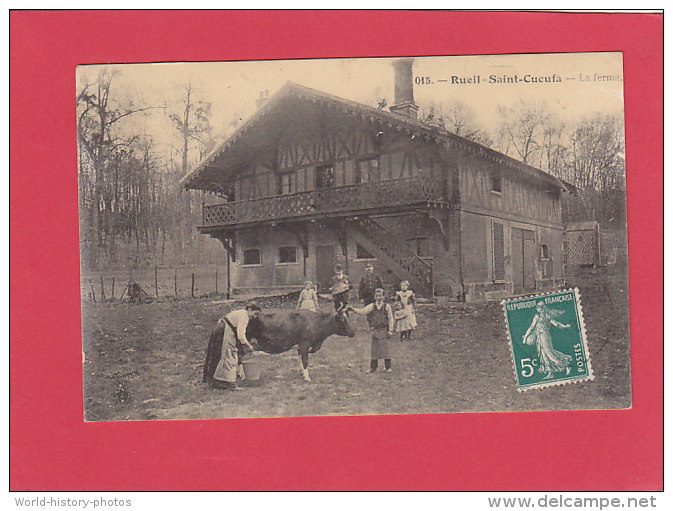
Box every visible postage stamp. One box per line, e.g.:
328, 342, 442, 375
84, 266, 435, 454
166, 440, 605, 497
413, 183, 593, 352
502, 288, 594, 391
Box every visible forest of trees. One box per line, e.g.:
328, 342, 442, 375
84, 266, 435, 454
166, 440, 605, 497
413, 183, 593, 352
419, 99, 626, 225
77, 70, 226, 270
77, 70, 626, 271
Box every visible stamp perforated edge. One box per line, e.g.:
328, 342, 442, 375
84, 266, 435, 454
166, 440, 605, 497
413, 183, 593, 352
501, 288, 595, 392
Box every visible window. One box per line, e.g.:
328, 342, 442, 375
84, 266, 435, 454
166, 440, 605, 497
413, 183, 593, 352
540, 244, 549, 260
278, 246, 298, 264
355, 157, 381, 184
355, 243, 375, 260
278, 172, 296, 195
316, 165, 335, 189
492, 222, 505, 280
407, 237, 431, 257
490, 171, 502, 194
243, 248, 262, 266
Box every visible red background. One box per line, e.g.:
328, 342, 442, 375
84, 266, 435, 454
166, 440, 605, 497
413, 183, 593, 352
10, 11, 663, 490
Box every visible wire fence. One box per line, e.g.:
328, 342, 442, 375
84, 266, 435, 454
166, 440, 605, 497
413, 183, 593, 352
81, 265, 231, 303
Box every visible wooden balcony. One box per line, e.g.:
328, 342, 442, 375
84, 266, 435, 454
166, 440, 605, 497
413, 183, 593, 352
200, 176, 449, 230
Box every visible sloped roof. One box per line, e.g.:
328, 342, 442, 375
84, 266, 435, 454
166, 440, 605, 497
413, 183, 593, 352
181, 81, 566, 193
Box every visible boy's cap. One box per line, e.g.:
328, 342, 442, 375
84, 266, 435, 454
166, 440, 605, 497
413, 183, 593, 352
334, 263, 343, 271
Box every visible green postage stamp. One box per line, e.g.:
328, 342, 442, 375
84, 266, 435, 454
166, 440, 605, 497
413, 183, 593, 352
502, 288, 594, 391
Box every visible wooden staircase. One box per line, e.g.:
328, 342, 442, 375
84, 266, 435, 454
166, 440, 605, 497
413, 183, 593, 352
346, 217, 434, 297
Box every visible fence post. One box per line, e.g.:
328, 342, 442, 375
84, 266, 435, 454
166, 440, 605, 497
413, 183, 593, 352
100, 275, 106, 302
111, 277, 115, 300
90, 280, 96, 303
191, 273, 195, 298
174, 269, 178, 298
215, 270, 218, 295
154, 265, 159, 298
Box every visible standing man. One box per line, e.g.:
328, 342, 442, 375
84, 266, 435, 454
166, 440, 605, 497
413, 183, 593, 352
358, 262, 384, 305
211, 302, 261, 391
349, 288, 395, 373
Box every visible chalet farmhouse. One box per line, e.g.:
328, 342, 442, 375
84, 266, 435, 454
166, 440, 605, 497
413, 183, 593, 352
181, 59, 567, 301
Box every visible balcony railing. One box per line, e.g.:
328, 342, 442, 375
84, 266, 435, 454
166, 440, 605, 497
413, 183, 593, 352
201, 176, 449, 227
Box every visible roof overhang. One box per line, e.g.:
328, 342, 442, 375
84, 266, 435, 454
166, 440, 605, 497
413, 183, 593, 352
181, 81, 568, 194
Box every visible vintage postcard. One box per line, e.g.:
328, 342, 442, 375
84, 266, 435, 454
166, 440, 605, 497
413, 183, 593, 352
77, 52, 630, 420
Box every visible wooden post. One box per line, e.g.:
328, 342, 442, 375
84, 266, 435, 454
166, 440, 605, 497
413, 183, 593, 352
129, 268, 133, 281
100, 275, 106, 302
154, 265, 159, 298
90, 280, 96, 303
174, 269, 178, 298
111, 277, 115, 300
119, 282, 129, 301
227, 250, 231, 299
215, 270, 218, 295
191, 273, 195, 298
430, 262, 435, 302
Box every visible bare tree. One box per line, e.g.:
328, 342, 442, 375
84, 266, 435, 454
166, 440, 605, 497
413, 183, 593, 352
494, 99, 550, 164
420, 100, 492, 146
539, 116, 567, 177
569, 113, 625, 190
168, 83, 215, 263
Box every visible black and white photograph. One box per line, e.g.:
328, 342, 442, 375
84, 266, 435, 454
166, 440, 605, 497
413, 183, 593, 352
77, 53, 630, 421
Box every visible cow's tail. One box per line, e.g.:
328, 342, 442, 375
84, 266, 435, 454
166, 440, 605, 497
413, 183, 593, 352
202, 324, 225, 383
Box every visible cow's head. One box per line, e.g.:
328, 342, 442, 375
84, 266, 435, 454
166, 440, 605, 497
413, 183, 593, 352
335, 305, 356, 338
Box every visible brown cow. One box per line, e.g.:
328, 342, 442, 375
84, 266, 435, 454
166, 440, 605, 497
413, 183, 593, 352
203, 308, 355, 383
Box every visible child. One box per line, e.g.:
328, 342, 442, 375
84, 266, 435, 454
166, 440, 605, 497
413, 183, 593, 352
330, 263, 351, 311
395, 280, 417, 340
297, 281, 320, 312
349, 288, 394, 373
394, 301, 412, 341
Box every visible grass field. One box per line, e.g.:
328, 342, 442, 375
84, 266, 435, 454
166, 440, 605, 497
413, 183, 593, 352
81, 265, 631, 421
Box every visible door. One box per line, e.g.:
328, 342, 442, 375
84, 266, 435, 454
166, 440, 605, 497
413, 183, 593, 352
522, 233, 536, 291
512, 228, 536, 293
315, 245, 335, 293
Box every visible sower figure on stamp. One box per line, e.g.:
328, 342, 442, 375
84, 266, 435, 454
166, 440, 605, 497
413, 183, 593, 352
523, 301, 572, 380
358, 262, 383, 306
349, 288, 395, 373
210, 302, 261, 390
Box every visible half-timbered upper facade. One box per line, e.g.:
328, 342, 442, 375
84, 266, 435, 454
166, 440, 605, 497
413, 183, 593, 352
181, 60, 566, 301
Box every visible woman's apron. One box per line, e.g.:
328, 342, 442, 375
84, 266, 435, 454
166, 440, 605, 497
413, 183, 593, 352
213, 320, 240, 383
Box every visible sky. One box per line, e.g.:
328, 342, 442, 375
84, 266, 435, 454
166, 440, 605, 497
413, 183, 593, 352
77, 52, 625, 166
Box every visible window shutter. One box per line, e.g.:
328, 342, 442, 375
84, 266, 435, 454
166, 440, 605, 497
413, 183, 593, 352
492, 222, 505, 280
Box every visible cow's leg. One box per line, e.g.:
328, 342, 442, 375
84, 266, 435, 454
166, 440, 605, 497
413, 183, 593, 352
298, 347, 311, 382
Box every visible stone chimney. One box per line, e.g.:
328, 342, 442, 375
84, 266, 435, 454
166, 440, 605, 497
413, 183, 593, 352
255, 90, 270, 108
389, 58, 418, 119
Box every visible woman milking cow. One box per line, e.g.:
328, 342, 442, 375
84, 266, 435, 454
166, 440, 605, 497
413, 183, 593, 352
203, 302, 261, 391
203, 301, 355, 388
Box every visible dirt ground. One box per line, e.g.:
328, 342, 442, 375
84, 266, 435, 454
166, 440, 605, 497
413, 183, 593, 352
81, 265, 631, 421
